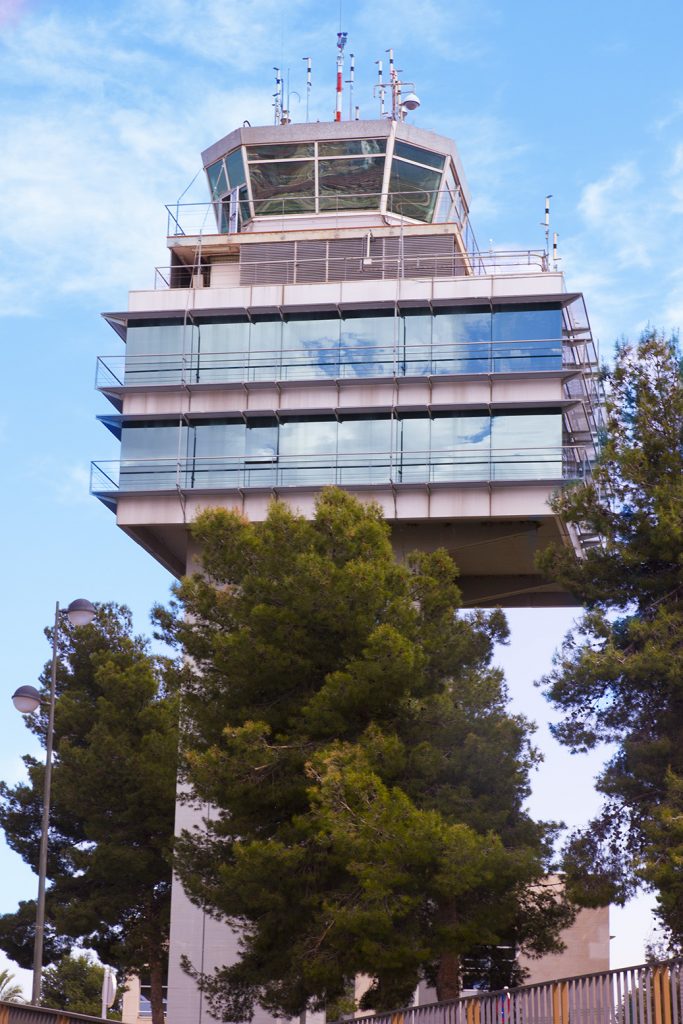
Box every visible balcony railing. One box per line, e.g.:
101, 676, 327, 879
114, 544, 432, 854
165, 190, 481, 241
91, 445, 592, 498
96, 338, 571, 390
334, 960, 683, 1024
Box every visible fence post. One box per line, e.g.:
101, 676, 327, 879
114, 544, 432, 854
465, 999, 480, 1024
652, 967, 672, 1024
551, 982, 568, 1024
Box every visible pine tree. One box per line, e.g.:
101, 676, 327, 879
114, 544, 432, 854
157, 488, 573, 1021
538, 330, 683, 947
0, 604, 178, 1024
41, 954, 118, 1017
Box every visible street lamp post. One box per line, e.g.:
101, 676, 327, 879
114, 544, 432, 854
11, 598, 97, 1005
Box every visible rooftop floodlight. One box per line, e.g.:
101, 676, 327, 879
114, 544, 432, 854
12, 685, 42, 714
66, 598, 97, 626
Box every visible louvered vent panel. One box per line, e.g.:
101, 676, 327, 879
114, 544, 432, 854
328, 238, 365, 281
240, 242, 295, 285
239, 234, 465, 285
296, 241, 327, 283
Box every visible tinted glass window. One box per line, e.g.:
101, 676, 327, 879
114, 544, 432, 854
433, 310, 491, 373
491, 412, 562, 480
492, 308, 563, 341
341, 313, 395, 375
247, 143, 314, 160
280, 418, 337, 455
319, 139, 386, 156
394, 141, 445, 169
127, 323, 187, 355
207, 160, 227, 198
193, 421, 244, 458
318, 156, 385, 211
226, 149, 246, 189
388, 160, 442, 221
250, 161, 315, 214
121, 423, 183, 460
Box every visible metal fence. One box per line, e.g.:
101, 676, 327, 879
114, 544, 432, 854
342, 961, 683, 1024
0, 1003, 104, 1024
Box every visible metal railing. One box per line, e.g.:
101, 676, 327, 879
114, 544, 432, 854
339, 960, 683, 1024
95, 339, 568, 390
165, 189, 479, 238
151, 247, 550, 291
90, 445, 592, 498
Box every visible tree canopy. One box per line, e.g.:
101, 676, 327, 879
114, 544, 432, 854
157, 488, 573, 1021
538, 330, 683, 947
41, 954, 120, 1018
0, 604, 178, 1024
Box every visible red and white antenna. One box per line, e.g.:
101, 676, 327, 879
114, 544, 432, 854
335, 31, 347, 122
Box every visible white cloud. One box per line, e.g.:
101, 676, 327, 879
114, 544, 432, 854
56, 464, 94, 506
577, 162, 654, 269
0, 6, 278, 312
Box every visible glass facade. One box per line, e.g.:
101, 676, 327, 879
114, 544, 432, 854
123, 306, 563, 385
205, 136, 457, 224
118, 410, 565, 491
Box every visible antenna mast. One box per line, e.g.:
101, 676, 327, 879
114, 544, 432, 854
542, 194, 552, 256
387, 48, 399, 119
336, 31, 347, 122
374, 59, 386, 116
303, 56, 312, 122
273, 67, 283, 125
347, 52, 355, 121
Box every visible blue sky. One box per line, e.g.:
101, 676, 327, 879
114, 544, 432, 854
1, 0, 682, 993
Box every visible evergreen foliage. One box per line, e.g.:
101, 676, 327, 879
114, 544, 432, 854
538, 330, 683, 948
157, 488, 573, 1021
0, 604, 178, 1024
41, 954, 119, 1017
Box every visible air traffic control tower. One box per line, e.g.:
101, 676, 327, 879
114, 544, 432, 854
91, 53, 603, 1022
93, 96, 599, 609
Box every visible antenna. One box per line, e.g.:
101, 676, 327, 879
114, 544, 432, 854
282, 68, 290, 125
374, 59, 386, 116
281, 70, 299, 126
384, 49, 419, 120
542, 194, 552, 256
303, 57, 312, 122
273, 67, 283, 126
346, 52, 355, 121
553, 231, 559, 271
336, 31, 347, 122
355, 105, 360, 120
386, 48, 398, 119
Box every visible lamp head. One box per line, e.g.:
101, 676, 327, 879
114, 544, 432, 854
12, 685, 42, 714
66, 599, 96, 627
